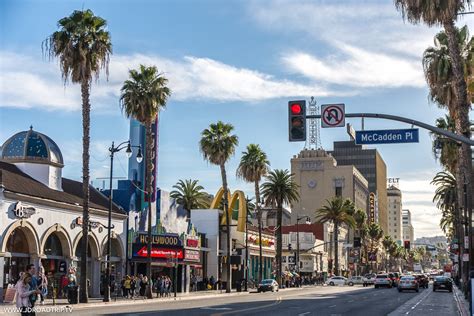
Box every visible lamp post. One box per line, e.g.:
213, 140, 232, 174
296, 216, 311, 275
103, 140, 142, 302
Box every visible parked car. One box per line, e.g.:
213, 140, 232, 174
347, 276, 364, 286
363, 273, 376, 287
257, 279, 279, 293
398, 275, 419, 292
325, 276, 347, 286
374, 274, 392, 288
433, 276, 453, 292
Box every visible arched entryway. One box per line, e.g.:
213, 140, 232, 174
73, 234, 100, 297
3, 224, 40, 287
100, 237, 124, 296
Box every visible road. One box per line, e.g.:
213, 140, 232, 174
37, 284, 458, 316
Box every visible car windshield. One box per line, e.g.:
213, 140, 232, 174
400, 276, 414, 280
435, 277, 447, 282
262, 279, 273, 284
376, 275, 388, 278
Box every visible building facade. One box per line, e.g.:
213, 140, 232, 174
329, 141, 389, 233
402, 209, 415, 247
387, 185, 403, 245
0, 128, 127, 301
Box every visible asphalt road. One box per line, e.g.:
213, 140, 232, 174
36, 284, 457, 316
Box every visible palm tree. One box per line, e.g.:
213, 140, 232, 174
430, 115, 459, 174
366, 223, 384, 272
199, 121, 238, 293
382, 235, 394, 272
120, 65, 171, 298
315, 197, 355, 276
44, 9, 112, 303
236, 144, 270, 283
261, 169, 299, 286
395, 2, 473, 267
170, 179, 209, 217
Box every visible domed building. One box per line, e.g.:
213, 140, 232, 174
0, 128, 127, 301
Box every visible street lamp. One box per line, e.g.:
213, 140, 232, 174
296, 216, 311, 275
103, 140, 142, 302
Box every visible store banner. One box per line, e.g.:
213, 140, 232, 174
184, 249, 200, 262
132, 244, 183, 259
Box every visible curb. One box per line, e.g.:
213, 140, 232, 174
453, 285, 469, 316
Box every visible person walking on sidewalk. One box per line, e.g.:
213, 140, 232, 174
140, 276, 148, 298
25, 265, 39, 308
37, 266, 48, 305
130, 276, 136, 299
16, 272, 41, 316
124, 276, 131, 298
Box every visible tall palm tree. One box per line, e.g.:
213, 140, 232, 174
170, 179, 209, 217
395, 2, 473, 271
382, 235, 394, 272
236, 144, 270, 283
44, 9, 112, 303
261, 169, 299, 286
430, 115, 459, 174
432, 171, 459, 243
120, 65, 171, 298
315, 197, 356, 276
199, 121, 238, 293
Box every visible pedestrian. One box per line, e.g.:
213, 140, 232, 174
16, 272, 41, 316
140, 276, 148, 298
164, 276, 171, 297
130, 276, 136, 299
25, 264, 39, 308
124, 276, 131, 298
37, 266, 48, 305
121, 276, 126, 298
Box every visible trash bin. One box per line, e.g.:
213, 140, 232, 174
67, 285, 78, 304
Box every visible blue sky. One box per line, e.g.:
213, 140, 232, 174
1, 0, 473, 238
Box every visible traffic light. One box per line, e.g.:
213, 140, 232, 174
404, 240, 411, 250
354, 237, 361, 248
288, 100, 306, 142
288, 243, 292, 251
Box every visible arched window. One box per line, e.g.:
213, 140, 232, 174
44, 233, 63, 256
6, 229, 29, 253
75, 237, 93, 258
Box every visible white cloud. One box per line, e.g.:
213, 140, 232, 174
0, 51, 334, 112
282, 43, 425, 88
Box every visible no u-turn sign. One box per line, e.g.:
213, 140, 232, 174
321, 104, 345, 128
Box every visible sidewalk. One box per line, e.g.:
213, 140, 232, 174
1, 289, 250, 310
453, 285, 470, 316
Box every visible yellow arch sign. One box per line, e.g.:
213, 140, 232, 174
210, 188, 247, 232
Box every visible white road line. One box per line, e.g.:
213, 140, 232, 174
298, 312, 311, 316
348, 300, 354, 303
329, 305, 337, 308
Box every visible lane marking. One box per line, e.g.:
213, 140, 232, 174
298, 313, 311, 316
211, 296, 282, 316
329, 305, 337, 308
201, 307, 232, 310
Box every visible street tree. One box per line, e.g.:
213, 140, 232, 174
199, 121, 238, 293
44, 9, 112, 303
170, 179, 209, 217
261, 169, 299, 286
120, 65, 171, 298
315, 197, 356, 276
236, 144, 270, 283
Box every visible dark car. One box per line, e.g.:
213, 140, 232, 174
433, 276, 453, 292
257, 279, 279, 293
414, 274, 429, 288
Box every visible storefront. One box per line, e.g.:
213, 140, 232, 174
246, 227, 276, 282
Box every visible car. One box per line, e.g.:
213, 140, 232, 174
413, 274, 429, 289
433, 276, 453, 292
374, 274, 392, 288
257, 279, 279, 293
325, 276, 347, 286
398, 275, 419, 292
363, 273, 376, 287
347, 276, 364, 286
388, 272, 399, 286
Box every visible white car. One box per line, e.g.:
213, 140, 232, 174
347, 276, 364, 286
325, 276, 347, 286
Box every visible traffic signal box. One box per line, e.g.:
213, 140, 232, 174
404, 240, 411, 250
288, 100, 306, 142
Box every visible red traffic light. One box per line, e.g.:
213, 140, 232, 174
290, 103, 302, 114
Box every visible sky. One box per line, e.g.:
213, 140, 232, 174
1, 0, 473, 239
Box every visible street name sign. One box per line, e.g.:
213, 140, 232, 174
321, 104, 345, 128
355, 128, 419, 145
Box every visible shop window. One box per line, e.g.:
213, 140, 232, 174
6, 229, 29, 253
44, 233, 63, 256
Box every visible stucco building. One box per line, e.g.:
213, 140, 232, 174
387, 185, 403, 245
